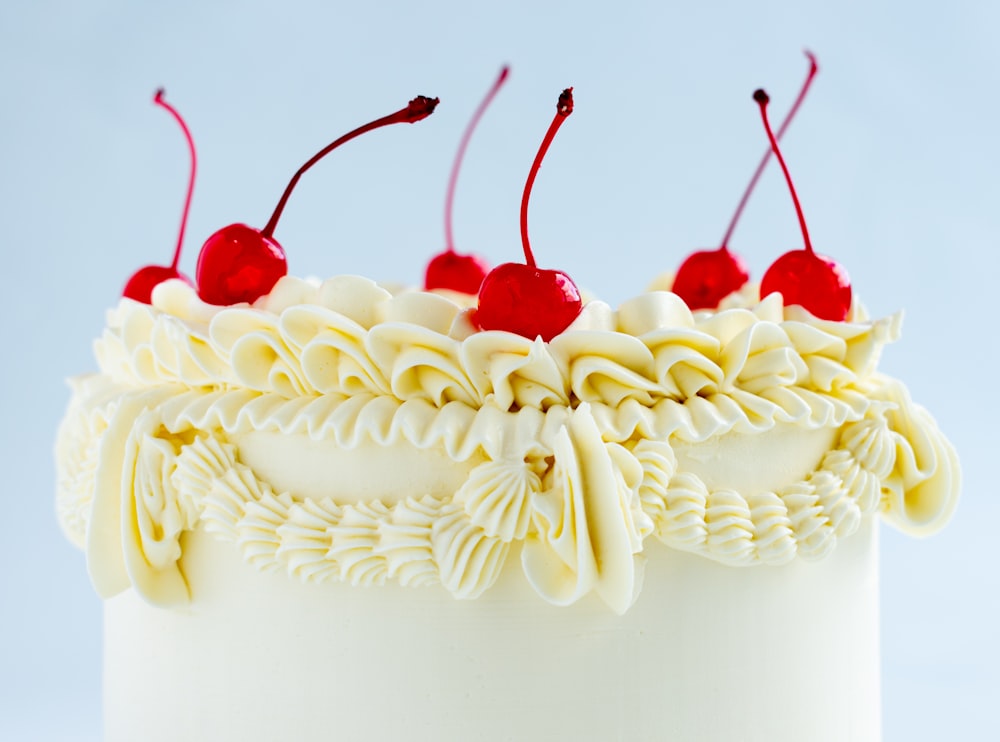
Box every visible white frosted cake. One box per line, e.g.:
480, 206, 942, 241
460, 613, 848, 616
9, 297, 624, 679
56, 274, 959, 742
57, 76, 959, 741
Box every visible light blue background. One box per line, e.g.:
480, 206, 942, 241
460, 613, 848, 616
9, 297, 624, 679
1, 1, 997, 739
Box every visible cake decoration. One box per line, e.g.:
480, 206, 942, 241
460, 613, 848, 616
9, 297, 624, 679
671, 51, 818, 311
58, 70, 961, 742
122, 89, 196, 304
195, 94, 440, 306
755, 87, 852, 321
61, 79, 957, 610
423, 66, 508, 294
473, 87, 583, 341
60, 270, 959, 612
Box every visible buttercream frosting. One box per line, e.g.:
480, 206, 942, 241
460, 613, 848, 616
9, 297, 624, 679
56, 275, 960, 612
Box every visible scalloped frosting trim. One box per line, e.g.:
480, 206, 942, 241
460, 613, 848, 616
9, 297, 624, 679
94, 276, 901, 415
55, 370, 959, 613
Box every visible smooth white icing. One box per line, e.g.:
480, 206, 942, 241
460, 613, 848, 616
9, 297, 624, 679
104, 519, 882, 742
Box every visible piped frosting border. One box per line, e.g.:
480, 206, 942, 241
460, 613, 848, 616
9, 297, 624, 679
56, 276, 960, 612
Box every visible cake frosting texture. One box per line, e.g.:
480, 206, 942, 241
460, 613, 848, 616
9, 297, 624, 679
57, 275, 959, 614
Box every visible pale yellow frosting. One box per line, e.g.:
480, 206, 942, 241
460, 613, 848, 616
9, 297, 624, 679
56, 275, 960, 613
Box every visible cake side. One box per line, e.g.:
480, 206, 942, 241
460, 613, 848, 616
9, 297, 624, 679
104, 519, 882, 742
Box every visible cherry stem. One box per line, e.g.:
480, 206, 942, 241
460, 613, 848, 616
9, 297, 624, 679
719, 50, 818, 251
261, 95, 439, 239
754, 88, 813, 254
444, 66, 509, 254
153, 88, 197, 271
520, 88, 574, 269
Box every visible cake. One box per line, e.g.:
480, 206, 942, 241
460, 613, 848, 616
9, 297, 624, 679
56, 272, 959, 741
56, 79, 959, 742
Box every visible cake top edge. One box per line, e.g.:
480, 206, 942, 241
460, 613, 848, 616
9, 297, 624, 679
129, 273, 892, 342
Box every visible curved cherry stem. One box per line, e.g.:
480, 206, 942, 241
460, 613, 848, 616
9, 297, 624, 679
153, 88, 197, 271
520, 88, 574, 268
719, 50, 818, 250
444, 66, 509, 254
754, 89, 813, 253
261, 95, 440, 239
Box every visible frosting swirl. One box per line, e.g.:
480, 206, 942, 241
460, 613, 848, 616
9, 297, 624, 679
56, 276, 960, 611
94, 278, 901, 417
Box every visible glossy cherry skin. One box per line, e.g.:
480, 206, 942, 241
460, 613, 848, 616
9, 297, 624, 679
760, 249, 852, 321
474, 262, 582, 341
195, 223, 288, 305
123, 265, 192, 303
425, 251, 491, 294
671, 248, 750, 310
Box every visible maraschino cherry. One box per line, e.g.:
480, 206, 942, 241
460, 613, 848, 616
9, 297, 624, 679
473, 87, 581, 341
672, 51, 819, 310
196, 95, 440, 305
756, 88, 851, 321
122, 89, 196, 303
424, 66, 510, 294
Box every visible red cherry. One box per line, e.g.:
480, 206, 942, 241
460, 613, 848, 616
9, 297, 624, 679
123, 89, 196, 303
196, 95, 440, 306
760, 250, 850, 318
425, 66, 509, 294
425, 251, 492, 294
123, 265, 190, 303
755, 88, 851, 321
672, 51, 818, 310
193, 224, 287, 305
475, 263, 581, 341
474, 88, 582, 342
671, 249, 750, 310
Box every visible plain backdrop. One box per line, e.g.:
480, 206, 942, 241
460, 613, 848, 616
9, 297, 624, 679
1, 1, 997, 739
